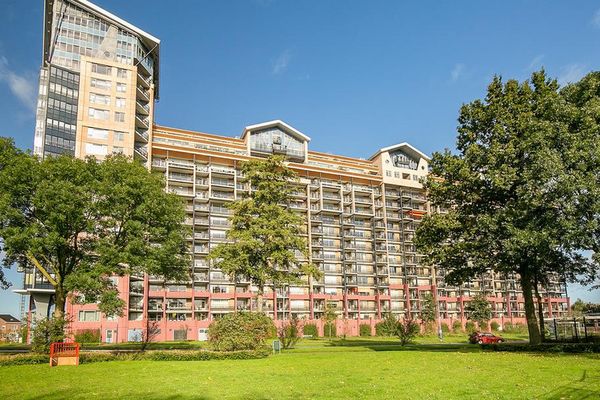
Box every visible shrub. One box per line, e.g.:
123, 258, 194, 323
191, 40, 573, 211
490, 321, 500, 331
302, 324, 318, 338
483, 343, 600, 354
397, 319, 420, 346
359, 324, 372, 337
465, 321, 476, 333
208, 312, 275, 351
74, 329, 101, 343
452, 320, 463, 333
503, 322, 527, 334
0, 349, 271, 366
441, 323, 450, 334
277, 317, 302, 349
324, 323, 337, 338
31, 317, 69, 354
375, 313, 398, 336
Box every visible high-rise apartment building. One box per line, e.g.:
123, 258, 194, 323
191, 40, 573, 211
20, 0, 569, 342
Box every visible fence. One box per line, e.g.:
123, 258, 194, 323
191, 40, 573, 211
546, 316, 600, 342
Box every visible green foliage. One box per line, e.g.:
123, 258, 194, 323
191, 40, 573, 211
208, 156, 320, 311
376, 313, 399, 337
74, 329, 101, 343
208, 312, 275, 351
322, 302, 338, 339
31, 317, 68, 354
441, 323, 450, 334
414, 71, 600, 344
503, 322, 527, 334
397, 319, 420, 346
571, 299, 600, 316
302, 324, 318, 338
483, 342, 600, 354
452, 320, 463, 333
490, 321, 500, 331
465, 293, 492, 327
0, 146, 189, 318
20, 324, 28, 344
324, 323, 337, 338
464, 321, 476, 333
277, 316, 302, 349
359, 324, 372, 337
0, 349, 270, 366
420, 293, 436, 324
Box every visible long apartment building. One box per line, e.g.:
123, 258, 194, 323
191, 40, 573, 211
20, 0, 569, 342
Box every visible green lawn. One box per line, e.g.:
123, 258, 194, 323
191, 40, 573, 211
1, 341, 598, 399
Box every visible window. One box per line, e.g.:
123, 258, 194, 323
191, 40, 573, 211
113, 146, 124, 154
90, 93, 110, 105
91, 78, 111, 90
116, 83, 127, 93
394, 171, 400, 178
87, 128, 109, 140
413, 174, 419, 181
78, 310, 100, 322
114, 131, 125, 141
115, 98, 126, 108
88, 107, 109, 120
117, 68, 129, 78
386, 171, 391, 177
91, 63, 111, 75
115, 112, 125, 122
85, 143, 108, 155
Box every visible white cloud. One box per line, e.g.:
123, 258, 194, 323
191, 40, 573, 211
272, 50, 292, 75
592, 8, 600, 28
450, 63, 465, 82
526, 54, 544, 71
558, 63, 587, 86
0, 56, 36, 111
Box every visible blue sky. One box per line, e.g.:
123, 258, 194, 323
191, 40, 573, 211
0, 0, 599, 316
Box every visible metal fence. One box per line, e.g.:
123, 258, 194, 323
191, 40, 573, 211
546, 315, 600, 342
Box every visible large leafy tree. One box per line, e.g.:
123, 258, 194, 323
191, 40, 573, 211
0, 138, 190, 318
209, 155, 320, 312
465, 293, 492, 328
415, 71, 600, 344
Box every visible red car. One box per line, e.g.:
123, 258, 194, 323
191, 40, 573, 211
468, 331, 505, 344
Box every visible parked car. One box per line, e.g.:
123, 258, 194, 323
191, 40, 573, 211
468, 331, 504, 344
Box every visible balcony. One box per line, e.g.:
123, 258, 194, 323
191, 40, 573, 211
134, 144, 148, 161
135, 128, 149, 142
136, 85, 150, 101
135, 115, 150, 129
136, 100, 150, 116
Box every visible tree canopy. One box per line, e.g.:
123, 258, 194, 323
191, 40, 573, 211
208, 155, 320, 312
415, 70, 600, 344
0, 138, 190, 318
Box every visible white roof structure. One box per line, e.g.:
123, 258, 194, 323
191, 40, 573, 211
369, 142, 431, 161
241, 120, 312, 143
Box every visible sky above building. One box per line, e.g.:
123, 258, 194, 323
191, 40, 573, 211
0, 0, 599, 316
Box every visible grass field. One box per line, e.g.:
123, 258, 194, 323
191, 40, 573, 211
1, 339, 598, 399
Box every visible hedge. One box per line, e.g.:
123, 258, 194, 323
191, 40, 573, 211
482, 342, 600, 354
359, 324, 372, 337
302, 324, 318, 338
0, 349, 270, 367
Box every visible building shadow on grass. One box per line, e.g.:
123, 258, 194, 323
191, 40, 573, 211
26, 392, 211, 400
323, 339, 478, 353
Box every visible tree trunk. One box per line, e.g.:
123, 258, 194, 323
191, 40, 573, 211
53, 285, 66, 320
519, 269, 542, 344
534, 275, 546, 342
256, 285, 264, 313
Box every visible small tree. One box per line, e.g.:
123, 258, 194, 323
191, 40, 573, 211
302, 323, 318, 338
323, 302, 337, 339
140, 319, 161, 351
397, 319, 420, 346
452, 320, 463, 333
208, 156, 321, 312
277, 316, 303, 349
420, 293, 437, 329
376, 313, 399, 336
31, 316, 69, 354
465, 293, 492, 329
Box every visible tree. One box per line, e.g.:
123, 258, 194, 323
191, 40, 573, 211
376, 312, 400, 336
571, 299, 600, 316
397, 319, 420, 346
140, 319, 161, 351
415, 71, 600, 344
0, 141, 190, 318
323, 301, 338, 339
277, 315, 303, 349
420, 293, 436, 327
208, 155, 320, 312
465, 293, 492, 329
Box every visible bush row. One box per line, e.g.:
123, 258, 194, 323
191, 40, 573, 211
0, 349, 270, 367
482, 342, 600, 353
